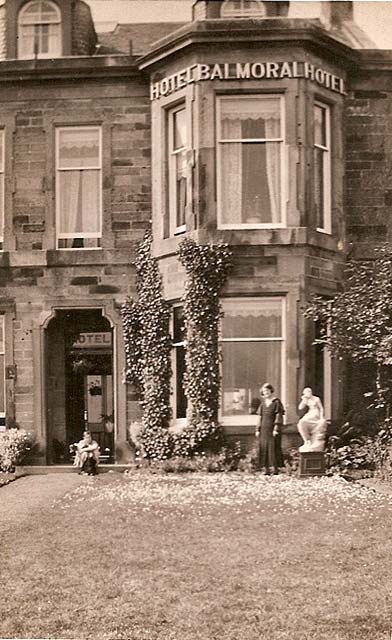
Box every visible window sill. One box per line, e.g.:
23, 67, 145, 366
316, 227, 332, 235
218, 224, 286, 230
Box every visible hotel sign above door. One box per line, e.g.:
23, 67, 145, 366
73, 332, 112, 349
150, 61, 346, 100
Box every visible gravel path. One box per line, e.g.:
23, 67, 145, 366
0, 473, 84, 534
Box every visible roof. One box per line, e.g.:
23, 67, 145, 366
97, 22, 187, 56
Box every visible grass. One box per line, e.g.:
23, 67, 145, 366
1, 472, 392, 640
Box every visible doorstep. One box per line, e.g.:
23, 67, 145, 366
15, 464, 135, 476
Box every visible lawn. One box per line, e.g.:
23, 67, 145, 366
1, 472, 392, 640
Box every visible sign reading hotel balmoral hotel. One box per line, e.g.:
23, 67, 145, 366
150, 61, 346, 100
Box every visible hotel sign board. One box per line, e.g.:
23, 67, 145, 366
73, 332, 112, 349
150, 61, 346, 100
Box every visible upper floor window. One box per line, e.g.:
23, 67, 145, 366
221, 0, 266, 18
314, 102, 331, 234
167, 104, 189, 236
18, 0, 62, 59
56, 126, 102, 249
0, 130, 4, 251
217, 95, 285, 229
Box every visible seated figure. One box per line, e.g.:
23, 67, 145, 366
73, 430, 100, 475
297, 387, 327, 452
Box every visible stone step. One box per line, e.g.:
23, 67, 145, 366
16, 464, 134, 476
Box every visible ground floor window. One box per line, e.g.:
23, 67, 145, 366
172, 306, 187, 421
220, 297, 285, 424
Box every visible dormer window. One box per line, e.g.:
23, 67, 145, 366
18, 0, 62, 59
221, 0, 266, 18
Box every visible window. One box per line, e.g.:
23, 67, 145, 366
0, 130, 4, 251
217, 95, 285, 228
221, 0, 266, 18
172, 306, 187, 420
56, 127, 102, 249
0, 317, 5, 425
220, 298, 285, 423
18, 0, 62, 59
168, 104, 188, 236
314, 102, 331, 233
314, 320, 332, 420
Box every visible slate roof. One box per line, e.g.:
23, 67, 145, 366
97, 22, 187, 56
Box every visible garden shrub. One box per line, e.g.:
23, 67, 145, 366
0, 429, 34, 472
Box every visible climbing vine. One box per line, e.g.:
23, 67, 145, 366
121, 298, 143, 396
121, 231, 172, 459
174, 237, 232, 456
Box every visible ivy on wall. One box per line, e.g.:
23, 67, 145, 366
122, 233, 232, 459
122, 231, 172, 459
174, 237, 232, 456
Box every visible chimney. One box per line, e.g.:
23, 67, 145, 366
321, 1, 353, 28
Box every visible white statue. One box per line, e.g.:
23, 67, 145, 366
297, 387, 327, 452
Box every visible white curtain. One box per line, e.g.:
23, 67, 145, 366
60, 172, 80, 234
264, 116, 281, 224
221, 118, 242, 225
59, 170, 99, 235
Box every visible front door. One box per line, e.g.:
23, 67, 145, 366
66, 350, 114, 463
45, 310, 114, 464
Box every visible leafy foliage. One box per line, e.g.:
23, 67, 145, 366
0, 429, 34, 472
175, 237, 232, 455
122, 231, 172, 460
305, 244, 392, 416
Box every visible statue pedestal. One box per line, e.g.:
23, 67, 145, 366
298, 451, 325, 477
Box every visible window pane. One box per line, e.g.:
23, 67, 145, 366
0, 354, 4, 414
221, 342, 281, 416
222, 0, 266, 17
176, 346, 187, 419
220, 142, 281, 225
314, 105, 326, 147
21, 1, 60, 23
221, 97, 280, 140
58, 129, 100, 169
314, 146, 324, 228
176, 153, 187, 228
0, 317, 4, 349
173, 307, 185, 343
173, 108, 186, 150
58, 170, 100, 234
222, 299, 282, 338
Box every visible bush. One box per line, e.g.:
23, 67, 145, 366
128, 442, 244, 474
0, 428, 34, 472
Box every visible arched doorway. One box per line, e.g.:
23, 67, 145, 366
45, 309, 114, 464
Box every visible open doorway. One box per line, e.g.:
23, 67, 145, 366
45, 309, 114, 464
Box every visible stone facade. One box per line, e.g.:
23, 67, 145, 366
0, 0, 390, 463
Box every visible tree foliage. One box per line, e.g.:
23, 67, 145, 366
304, 244, 392, 414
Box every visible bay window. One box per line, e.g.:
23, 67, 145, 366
314, 102, 331, 233
217, 95, 285, 228
168, 104, 188, 236
221, 298, 285, 423
56, 126, 102, 249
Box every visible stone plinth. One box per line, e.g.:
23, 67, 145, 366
298, 451, 326, 477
